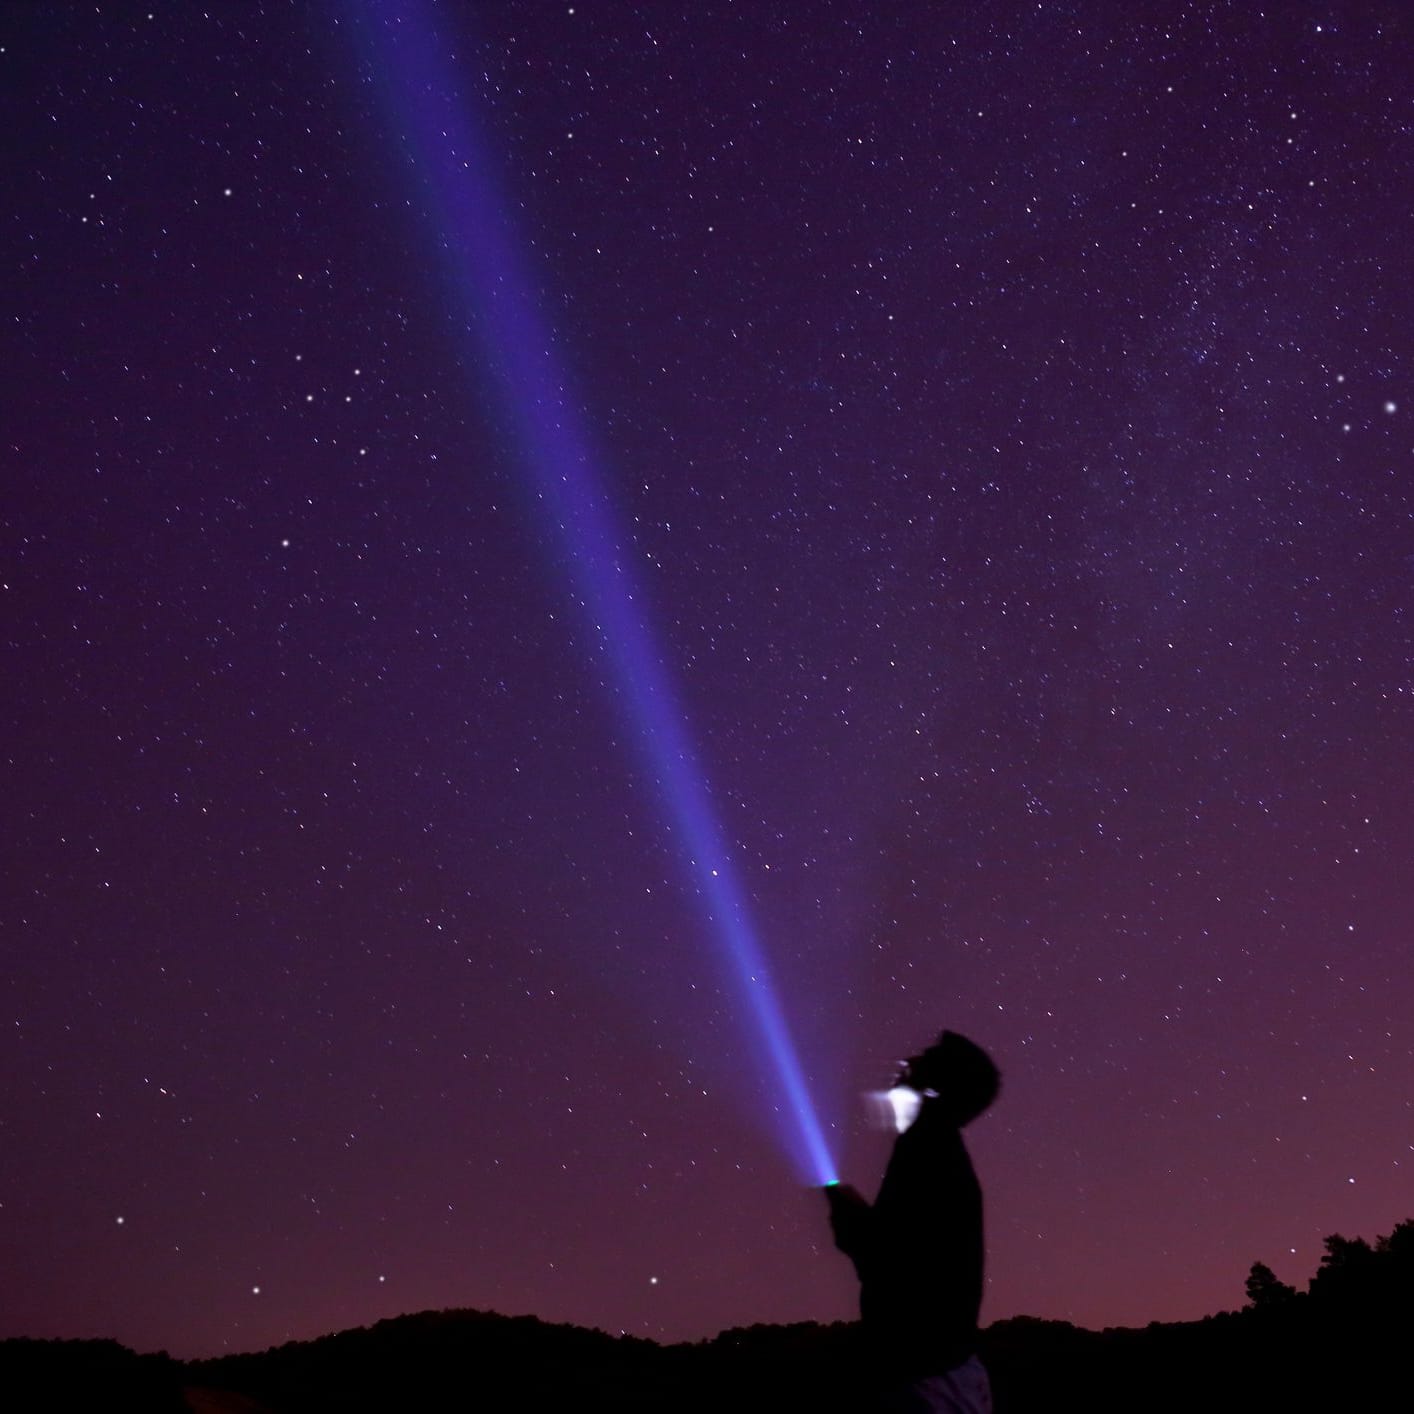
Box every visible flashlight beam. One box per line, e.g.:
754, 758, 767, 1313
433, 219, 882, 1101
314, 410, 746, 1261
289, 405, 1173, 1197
347, 0, 836, 1186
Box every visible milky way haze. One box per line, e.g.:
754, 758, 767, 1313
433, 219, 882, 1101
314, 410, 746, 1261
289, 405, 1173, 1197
4, 0, 1412, 1359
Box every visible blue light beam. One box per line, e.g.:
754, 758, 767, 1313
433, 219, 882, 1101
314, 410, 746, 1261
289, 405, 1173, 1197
347, 1, 836, 1186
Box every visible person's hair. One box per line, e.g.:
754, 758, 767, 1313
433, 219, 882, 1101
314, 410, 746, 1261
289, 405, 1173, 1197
930, 1031, 1001, 1125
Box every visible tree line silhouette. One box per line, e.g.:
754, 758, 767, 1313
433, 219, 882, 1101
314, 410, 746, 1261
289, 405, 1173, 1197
3, 1216, 1410, 1411
1246, 1218, 1413, 1319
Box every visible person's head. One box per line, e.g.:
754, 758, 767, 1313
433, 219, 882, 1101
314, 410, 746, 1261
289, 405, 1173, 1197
896, 1031, 1000, 1126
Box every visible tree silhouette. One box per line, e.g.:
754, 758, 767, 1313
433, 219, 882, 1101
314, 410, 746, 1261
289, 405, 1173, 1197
1307, 1233, 1377, 1306
1243, 1261, 1296, 1309
1375, 1217, 1414, 1261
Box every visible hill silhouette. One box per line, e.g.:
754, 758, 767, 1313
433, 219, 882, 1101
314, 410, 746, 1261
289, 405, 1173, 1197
4, 1217, 1410, 1411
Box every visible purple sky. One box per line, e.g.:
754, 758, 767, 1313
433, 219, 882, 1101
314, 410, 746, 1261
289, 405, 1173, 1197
4, 0, 1412, 1359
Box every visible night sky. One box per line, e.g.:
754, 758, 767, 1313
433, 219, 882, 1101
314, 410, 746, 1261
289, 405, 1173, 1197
5, 0, 1413, 1361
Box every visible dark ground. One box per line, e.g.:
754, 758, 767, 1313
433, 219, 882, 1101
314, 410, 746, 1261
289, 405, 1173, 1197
5, 1220, 1410, 1413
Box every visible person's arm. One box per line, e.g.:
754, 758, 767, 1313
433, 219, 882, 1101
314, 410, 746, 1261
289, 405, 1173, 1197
824, 1183, 875, 1270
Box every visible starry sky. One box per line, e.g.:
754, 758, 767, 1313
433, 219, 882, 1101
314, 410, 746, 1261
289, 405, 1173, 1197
4, 0, 1412, 1361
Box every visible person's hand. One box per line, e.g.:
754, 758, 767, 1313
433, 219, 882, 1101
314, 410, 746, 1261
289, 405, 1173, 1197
824, 1182, 866, 1211
824, 1183, 871, 1255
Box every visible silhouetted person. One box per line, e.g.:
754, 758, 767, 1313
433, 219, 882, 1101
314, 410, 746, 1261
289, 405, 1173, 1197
826, 1030, 999, 1414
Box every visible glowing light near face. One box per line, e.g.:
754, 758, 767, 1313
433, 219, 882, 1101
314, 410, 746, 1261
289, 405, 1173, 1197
346, 1, 835, 1186
869, 1086, 925, 1134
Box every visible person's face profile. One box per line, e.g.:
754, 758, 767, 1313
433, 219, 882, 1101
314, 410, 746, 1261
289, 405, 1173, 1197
897, 1045, 945, 1093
